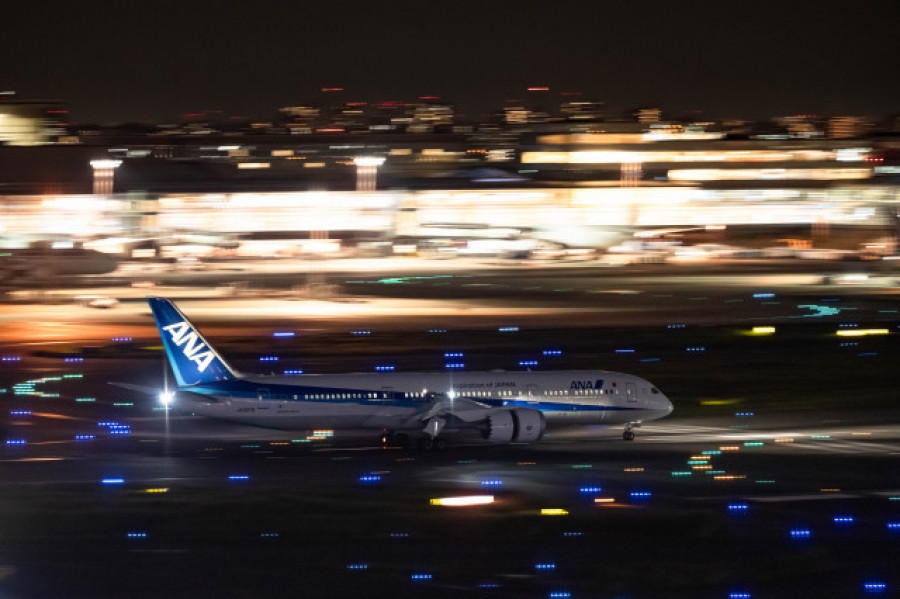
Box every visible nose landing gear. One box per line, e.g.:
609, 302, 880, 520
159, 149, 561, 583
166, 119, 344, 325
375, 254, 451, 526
623, 422, 641, 441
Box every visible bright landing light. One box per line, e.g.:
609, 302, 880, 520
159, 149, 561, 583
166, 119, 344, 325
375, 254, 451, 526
159, 391, 174, 405
430, 495, 494, 506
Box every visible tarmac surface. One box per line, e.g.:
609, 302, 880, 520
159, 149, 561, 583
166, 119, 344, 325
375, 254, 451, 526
1, 260, 899, 598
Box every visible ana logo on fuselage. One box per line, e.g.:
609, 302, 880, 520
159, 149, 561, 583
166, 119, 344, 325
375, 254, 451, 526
570, 379, 604, 390
162, 321, 215, 373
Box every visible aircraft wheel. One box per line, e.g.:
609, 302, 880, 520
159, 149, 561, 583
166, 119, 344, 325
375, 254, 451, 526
433, 438, 447, 450
418, 437, 434, 451
623, 430, 635, 441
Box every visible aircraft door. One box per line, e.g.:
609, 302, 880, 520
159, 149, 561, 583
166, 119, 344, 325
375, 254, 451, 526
626, 383, 637, 402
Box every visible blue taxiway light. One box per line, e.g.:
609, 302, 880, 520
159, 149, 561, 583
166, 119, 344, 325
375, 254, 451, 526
228, 475, 250, 481
863, 582, 887, 593
102, 478, 124, 485
410, 573, 432, 581
481, 479, 503, 487
789, 529, 811, 538
359, 475, 381, 483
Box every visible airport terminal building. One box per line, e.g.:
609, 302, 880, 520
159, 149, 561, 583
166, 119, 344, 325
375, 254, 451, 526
1, 121, 898, 256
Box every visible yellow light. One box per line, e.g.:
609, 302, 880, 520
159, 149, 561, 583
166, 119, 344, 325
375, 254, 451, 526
430, 495, 494, 507
751, 326, 776, 335
700, 399, 740, 406
689, 455, 711, 461
623, 467, 644, 472
774, 438, 794, 443
719, 446, 740, 451
692, 465, 712, 470
237, 162, 270, 169
540, 508, 568, 516
714, 475, 745, 480
836, 329, 889, 337
144, 488, 169, 493
821, 488, 841, 492
594, 497, 616, 503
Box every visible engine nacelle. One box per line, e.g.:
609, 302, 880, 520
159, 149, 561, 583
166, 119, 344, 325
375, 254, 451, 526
484, 408, 546, 443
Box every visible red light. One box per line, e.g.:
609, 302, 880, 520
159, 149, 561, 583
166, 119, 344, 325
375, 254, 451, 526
47, 110, 69, 114
527, 87, 549, 91
321, 87, 344, 92
346, 102, 368, 106
419, 96, 439, 100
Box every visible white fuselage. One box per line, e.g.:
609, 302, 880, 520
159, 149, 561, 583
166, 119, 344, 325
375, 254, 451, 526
183, 369, 673, 432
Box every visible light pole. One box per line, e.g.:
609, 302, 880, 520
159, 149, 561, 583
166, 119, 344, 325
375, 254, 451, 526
353, 156, 385, 192
90, 159, 122, 196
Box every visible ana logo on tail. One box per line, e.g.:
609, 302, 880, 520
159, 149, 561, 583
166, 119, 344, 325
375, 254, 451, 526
162, 321, 215, 373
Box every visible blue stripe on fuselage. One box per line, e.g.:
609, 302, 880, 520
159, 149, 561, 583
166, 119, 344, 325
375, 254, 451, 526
179, 380, 642, 412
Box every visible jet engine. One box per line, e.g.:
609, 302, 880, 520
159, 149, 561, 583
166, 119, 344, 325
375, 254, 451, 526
484, 408, 546, 443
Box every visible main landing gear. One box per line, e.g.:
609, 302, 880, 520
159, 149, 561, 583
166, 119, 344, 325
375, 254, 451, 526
381, 431, 447, 450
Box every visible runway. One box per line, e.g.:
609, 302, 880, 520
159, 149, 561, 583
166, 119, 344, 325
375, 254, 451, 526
1, 276, 899, 598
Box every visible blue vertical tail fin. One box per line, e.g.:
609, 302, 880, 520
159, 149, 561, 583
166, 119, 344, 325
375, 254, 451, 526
147, 297, 237, 386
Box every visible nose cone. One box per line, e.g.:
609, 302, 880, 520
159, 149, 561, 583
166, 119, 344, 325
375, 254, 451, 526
649, 391, 674, 420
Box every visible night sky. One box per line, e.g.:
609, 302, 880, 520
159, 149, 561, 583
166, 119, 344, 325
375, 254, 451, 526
2, 0, 897, 123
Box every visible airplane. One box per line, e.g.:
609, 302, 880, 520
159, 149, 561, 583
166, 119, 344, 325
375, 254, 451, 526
0, 244, 119, 287
144, 297, 673, 449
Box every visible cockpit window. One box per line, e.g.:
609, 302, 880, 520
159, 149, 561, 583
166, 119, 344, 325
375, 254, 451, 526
651, 388, 660, 394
